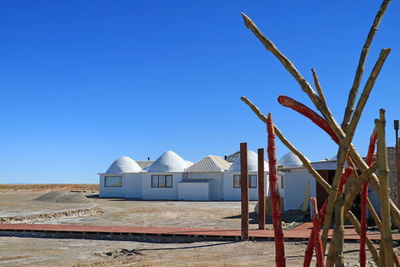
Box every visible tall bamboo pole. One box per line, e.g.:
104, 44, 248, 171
241, 97, 381, 264
241, 12, 400, 232
266, 113, 286, 267
326, 167, 353, 267
360, 128, 378, 267
341, 0, 391, 132
376, 109, 393, 267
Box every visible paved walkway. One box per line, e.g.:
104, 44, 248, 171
0, 222, 398, 241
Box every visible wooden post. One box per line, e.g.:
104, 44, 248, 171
397, 136, 400, 209
376, 109, 393, 267
258, 148, 266, 230
240, 142, 249, 241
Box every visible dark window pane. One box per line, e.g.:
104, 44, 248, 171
233, 175, 241, 188
105, 176, 122, 187
166, 175, 173, 188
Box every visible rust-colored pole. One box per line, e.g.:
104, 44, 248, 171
360, 128, 377, 267
267, 113, 286, 267
258, 148, 266, 230
311, 198, 325, 267
240, 142, 249, 241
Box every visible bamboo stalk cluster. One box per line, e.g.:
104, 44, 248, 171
240, 0, 399, 265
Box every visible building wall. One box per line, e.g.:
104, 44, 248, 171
99, 173, 142, 198
99, 174, 124, 197
183, 172, 224, 200
223, 172, 269, 201
178, 182, 210, 200
141, 172, 182, 200
283, 168, 316, 211
123, 173, 142, 198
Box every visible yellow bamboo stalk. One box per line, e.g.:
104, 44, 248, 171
375, 109, 393, 267
241, 96, 381, 264
241, 11, 400, 232
341, 0, 392, 132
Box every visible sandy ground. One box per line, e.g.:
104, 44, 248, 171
0, 184, 395, 266
0, 236, 381, 266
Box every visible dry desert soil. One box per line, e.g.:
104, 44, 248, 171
0, 184, 395, 266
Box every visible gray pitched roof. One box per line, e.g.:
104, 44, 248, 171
136, 160, 154, 170
184, 155, 231, 172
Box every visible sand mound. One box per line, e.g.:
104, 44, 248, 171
34, 191, 91, 204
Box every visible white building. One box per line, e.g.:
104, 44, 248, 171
99, 150, 277, 201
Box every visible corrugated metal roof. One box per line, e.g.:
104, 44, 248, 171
184, 155, 231, 172
225, 151, 239, 162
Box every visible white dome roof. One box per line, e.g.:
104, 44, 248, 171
277, 152, 302, 167
229, 150, 267, 172
106, 156, 142, 174
148, 151, 189, 172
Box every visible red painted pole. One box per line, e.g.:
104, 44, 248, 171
313, 216, 325, 266
278, 95, 339, 143
304, 198, 329, 267
277, 95, 361, 169
360, 128, 378, 267
258, 148, 266, 230
266, 113, 286, 267
240, 142, 249, 241
303, 229, 316, 267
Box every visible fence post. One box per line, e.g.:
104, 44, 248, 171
258, 148, 265, 230
240, 142, 249, 241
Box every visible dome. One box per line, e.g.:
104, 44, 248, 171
105, 156, 142, 174
277, 152, 302, 167
229, 150, 267, 172
148, 151, 189, 172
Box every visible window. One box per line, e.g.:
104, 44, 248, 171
281, 175, 284, 189
249, 175, 257, 188
105, 176, 122, 187
233, 175, 241, 188
233, 175, 257, 188
151, 175, 173, 188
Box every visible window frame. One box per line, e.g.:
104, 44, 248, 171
151, 175, 173, 188
249, 175, 257, 188
233, 175, 241, 188
104, 176, 122, 187
233, 174, 258, 188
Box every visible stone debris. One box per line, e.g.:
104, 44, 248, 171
0, 206, 103, 224
34, 191, 92, 204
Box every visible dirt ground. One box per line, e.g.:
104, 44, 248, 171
0, 184, 394, 266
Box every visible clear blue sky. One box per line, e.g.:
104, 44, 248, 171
0, 1, 399, 184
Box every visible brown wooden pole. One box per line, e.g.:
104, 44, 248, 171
397, 136, 400, 209
258, 148, 266, 230
240, 142, 249, 241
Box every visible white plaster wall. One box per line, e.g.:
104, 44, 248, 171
283, 168, 316, 211
123, 173, 142, 198
178, 182, 210, 200
141, 172, 182, 200
99, 174, 125, 198
184, 172, 224, 200
223, 172, 268, 201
